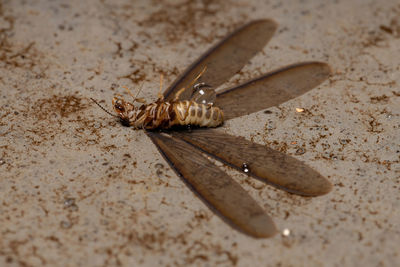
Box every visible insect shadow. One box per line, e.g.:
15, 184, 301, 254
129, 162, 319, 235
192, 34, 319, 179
93, 19, 332, 238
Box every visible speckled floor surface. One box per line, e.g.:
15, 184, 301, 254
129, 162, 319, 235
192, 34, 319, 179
0, 0, 399, 266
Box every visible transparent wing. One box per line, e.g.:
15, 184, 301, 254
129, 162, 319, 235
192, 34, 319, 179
171, 129, 332, 196
216, 62, 332, 120
147, 131, 277, 238
164, 19, 277, 101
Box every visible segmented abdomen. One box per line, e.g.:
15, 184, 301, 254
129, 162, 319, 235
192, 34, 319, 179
134, 100, 223, 129
172, 100, 224, 128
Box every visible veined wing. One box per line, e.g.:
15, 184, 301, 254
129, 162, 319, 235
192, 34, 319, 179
164, 19, 277, 101
147, 131, 277, 238
168, 62, 332, 196
216, 62, 331, 120
172, 129, 332, 196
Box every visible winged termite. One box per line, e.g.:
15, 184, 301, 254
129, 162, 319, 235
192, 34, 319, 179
93, 19, 332, 238
111, 66, 224, 129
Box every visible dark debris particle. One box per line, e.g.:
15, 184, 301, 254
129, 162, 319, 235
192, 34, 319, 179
370, 94, 389, 104
380, 25, 393, 34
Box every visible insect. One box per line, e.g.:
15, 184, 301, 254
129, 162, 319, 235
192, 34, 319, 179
110, 67, 224, 129
93, 19, 333, 238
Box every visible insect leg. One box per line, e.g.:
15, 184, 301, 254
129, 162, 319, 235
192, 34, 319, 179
174, 87, 186, 101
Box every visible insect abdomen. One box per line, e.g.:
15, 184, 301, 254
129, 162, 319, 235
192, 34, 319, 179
173, 100, 224, 128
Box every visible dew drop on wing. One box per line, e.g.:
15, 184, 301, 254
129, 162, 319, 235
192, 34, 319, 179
191, 83, 216, 105
242, 163, 250, 173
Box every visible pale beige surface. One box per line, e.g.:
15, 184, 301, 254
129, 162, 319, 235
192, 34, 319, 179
1, 0, 399, 266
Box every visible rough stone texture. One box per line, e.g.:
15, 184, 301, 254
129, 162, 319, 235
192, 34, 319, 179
0, 0, 399, 266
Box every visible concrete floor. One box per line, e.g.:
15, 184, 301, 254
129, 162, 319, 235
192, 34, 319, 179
0, 0, 399, 266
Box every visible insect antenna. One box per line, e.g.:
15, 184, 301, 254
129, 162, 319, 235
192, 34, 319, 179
90, 98, 119, 118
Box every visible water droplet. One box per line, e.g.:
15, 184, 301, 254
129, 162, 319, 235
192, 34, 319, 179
282, 228, 291, 237
0, 159, 5, 165
187, 124, 192, 133
295, 148, 305, 155
64, 198, 75, 207
191, 83, 216, 105
194, 83, 206, 91
60, 220, 72, 229
385, 113, 392, 119
242, 163, 250, 173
